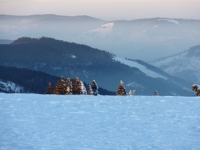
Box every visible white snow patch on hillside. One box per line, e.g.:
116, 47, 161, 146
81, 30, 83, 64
101, 22, 114, 28
158, 19, 179, 25
69, 54, 76, 58
153, 24, 158, 28
126, 82, 145, 91
82, 70, 90, 78
113, 57, 168, 80
0, 80, 23, 93
0, 94, 200, 150
89, 22, 114, 35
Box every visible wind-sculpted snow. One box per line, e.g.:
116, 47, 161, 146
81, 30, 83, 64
0, 94, 200, 150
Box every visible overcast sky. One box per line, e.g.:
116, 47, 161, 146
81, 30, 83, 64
0, 0, 200, 20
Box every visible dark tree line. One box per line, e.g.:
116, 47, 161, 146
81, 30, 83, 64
0, 65, 115, 95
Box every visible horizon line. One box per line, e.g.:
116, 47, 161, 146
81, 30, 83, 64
0, 14, 200, 21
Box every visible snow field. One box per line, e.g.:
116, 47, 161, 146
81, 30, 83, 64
0, 93, 200, 150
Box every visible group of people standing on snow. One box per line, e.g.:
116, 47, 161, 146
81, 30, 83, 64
46, 76, 98, 95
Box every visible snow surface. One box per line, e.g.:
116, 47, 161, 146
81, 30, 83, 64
0, 80, 23, 93
0, 93, 200, 150
113, 57, 168, 80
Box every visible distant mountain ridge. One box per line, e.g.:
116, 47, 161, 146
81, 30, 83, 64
0, 39, 13, 44
150, 45, 200, 84
0, 14, 102, 21
1, 14, 200, 61
0, 37, 194, 96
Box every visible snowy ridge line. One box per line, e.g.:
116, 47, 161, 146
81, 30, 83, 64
113, 57, 168, 80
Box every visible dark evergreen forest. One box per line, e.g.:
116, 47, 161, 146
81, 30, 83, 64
0, 65, 115, 95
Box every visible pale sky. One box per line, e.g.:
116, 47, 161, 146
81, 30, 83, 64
0, 0, 200, 20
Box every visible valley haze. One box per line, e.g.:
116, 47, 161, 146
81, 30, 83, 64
0, 14, 200, 61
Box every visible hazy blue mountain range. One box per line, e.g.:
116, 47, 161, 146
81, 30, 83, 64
0, 39, 13, 44
0, 37, 193, 96
0, 65, 114, 95
0, 14, 200, 61
150, 45, 200, 85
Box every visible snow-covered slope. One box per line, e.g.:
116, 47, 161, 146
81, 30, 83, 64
150, 45, 200, 84
158, 19, 180, 25
0, 80, 24, 93
113, 57, 167, 80
0, 94, 200, 150
87, 22, 114, 36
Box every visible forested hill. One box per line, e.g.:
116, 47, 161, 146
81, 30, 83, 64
8, 37, 114, 65
0, 37, 193, 96
0, 37, 133, 92
150, 45, 200, 84
0, 65, 115, 95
